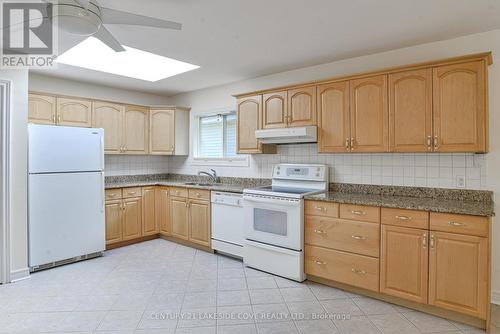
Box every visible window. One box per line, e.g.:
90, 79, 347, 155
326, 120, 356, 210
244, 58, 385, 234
198, 113, 237, 158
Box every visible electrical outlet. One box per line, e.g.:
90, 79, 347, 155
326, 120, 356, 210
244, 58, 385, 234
455, 175, 465, 188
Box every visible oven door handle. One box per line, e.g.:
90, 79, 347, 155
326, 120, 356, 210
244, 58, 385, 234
243, 196, 301, 207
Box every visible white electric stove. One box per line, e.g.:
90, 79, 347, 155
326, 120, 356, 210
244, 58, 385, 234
242, 164, 328, 281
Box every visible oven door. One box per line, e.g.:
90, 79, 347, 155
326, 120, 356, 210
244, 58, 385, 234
243, 194, 303, 251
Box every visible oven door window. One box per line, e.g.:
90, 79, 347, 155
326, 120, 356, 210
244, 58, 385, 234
253, 208, 287, 236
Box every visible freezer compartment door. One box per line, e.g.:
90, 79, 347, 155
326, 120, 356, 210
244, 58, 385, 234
29, 172, 105, 267
29, 124, 104, 173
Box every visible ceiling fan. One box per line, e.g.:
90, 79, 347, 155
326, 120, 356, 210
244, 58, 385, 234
49, 0, 182, 52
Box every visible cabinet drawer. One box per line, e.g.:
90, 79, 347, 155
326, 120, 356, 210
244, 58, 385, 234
430, 212, 489, 237
170, 187, 188, 198
340, 204, 380, 223
382, 208, 429, 229
189, 188, 210, 201
105, 188, 122, 200
305, 245, 379, 292
305, 216, 380, 257
305, 200, 339, 218
122, 187, 142, 198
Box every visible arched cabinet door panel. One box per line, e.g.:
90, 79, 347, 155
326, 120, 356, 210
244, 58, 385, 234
263, 91, 287, 129
288, 86, 316, 127
92, 102, 124, 154
57, 97, 92, 127
29, 93, 56, 125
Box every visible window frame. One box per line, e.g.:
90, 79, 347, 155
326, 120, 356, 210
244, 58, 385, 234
192, 109, 249, 167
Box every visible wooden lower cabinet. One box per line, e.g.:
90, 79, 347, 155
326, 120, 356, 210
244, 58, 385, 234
122, 197, 142, 241
189, 200, 211, 246
305, 245, 379, 292
104, 199, 123, 245
142, 187, 157, 236
156, 187, 170, 235
429, 231, 488, 319
170, 196, 189, 240
380, 225, 428, 304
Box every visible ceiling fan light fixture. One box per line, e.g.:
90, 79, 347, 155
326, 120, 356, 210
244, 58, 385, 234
53, 3, 102, 35
55, 37, 200, 82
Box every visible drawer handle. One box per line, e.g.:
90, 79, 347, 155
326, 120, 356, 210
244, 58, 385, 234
314, 206, 326, 211
314, 229, 326, 234
351, 235, 366, 240
315, 260, 326, 265
395, 215, 411, 221
127, 191, 137, 195
108, 193, 117, 198
448, 221, 465, 227
196, 192, 201, 197
351, 268, 366, 275
422, 233, 427, 248
351, 210, 365, 216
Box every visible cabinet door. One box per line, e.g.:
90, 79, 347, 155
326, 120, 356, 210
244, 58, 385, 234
170, 196, 189, 240
317, 81, 350, 152
429, 231, 488, 319
123, 105, 149, 154
28, 93, 56, 125
155, 187, 170, 235
142, 187, 157, 236
122, 197, 142, 241
263, 91, 287, 129
92, 102, 124, 154
150, 109, 175, 155
389, 69, 432, 152
287, 86, 316, 127
237, 95, 262, 153
350, 75, 388, 152
105, 200, 122, 245
56, 97, 92, 127
380, 225, 428, 304
433, 60, 487, 152
188, 200, 211, 247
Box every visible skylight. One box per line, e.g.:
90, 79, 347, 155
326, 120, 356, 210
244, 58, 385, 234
55, 37, 200, 82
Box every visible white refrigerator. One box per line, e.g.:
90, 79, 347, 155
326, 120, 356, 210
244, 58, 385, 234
28, 124, 105, 269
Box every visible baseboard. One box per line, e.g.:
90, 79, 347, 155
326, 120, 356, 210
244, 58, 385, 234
492, 291, 500, 305
10, 267, 30, 282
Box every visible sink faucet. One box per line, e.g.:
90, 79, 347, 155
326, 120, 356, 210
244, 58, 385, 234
198, 169, 220, 183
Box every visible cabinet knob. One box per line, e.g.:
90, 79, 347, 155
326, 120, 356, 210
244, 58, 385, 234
351, 210, 365, 216
315, 260, 326, 265
351, 268, 366, 275
314, 206, 325, 211
345, 138, 350, 151
351, 235, 367, 240
395, 215, 411, 221
313, 229, 326, 234
422, 233, 427, 248
448, 221, 465, 227
433, 136, 439, 150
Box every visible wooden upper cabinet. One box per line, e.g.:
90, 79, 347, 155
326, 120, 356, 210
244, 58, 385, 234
288, 86, 316, 127
123, 105, 149, 154
105, 199, 122, 245
150, 109, 175, 155
429, 231, 488, 319
389, 69, 432, 152
433, 60, 487, 152
28, 93, 56, 125
188, 199, 211, 247
170, 196, 189, 240
122, 197, 142, 241
380, 225, 428, 304
350, 75, 389, 152
92, 102, 124, 154
156, 187, 170, 235
263, 91, 287, 129
142, 187, 157, 236
56, 97, 92, 127
317, 81, 350, 153
237, 95, 262, 153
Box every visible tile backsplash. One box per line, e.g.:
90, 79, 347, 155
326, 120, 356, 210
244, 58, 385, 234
105, 155, 169, 176
167, 144, 488, 190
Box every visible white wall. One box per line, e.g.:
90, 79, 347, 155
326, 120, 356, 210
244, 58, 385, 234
29, 73, 173, 106
0, 69, 29, 280
170, 29, 500, 301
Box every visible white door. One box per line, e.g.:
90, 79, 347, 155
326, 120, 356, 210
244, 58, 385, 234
28, 172, 105, 267
28, 124, 103, 173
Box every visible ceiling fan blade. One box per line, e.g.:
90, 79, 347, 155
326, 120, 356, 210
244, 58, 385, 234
101, 7, 182, 30
73, 0, 91, 10
93, 26, 125, 52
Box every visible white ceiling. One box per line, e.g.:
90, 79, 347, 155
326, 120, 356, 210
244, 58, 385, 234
32, 0, 500, 96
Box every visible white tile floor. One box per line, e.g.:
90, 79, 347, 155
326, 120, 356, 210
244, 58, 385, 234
0, 239, 487, 334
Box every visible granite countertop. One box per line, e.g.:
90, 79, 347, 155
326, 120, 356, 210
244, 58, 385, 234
105, 179, 249, 194
305, 191, 494, 217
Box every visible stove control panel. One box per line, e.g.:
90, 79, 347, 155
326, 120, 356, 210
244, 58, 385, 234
273, 164, 327, 181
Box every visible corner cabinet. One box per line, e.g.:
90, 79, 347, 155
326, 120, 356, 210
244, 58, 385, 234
236, 95, 276, 154
433, 60, 487, 152
149, 107, 190, 155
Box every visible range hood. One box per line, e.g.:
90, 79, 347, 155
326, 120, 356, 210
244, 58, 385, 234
255, 126, 317, 144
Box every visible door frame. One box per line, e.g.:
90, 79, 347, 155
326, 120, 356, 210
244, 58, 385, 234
0, 80, 11, 284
